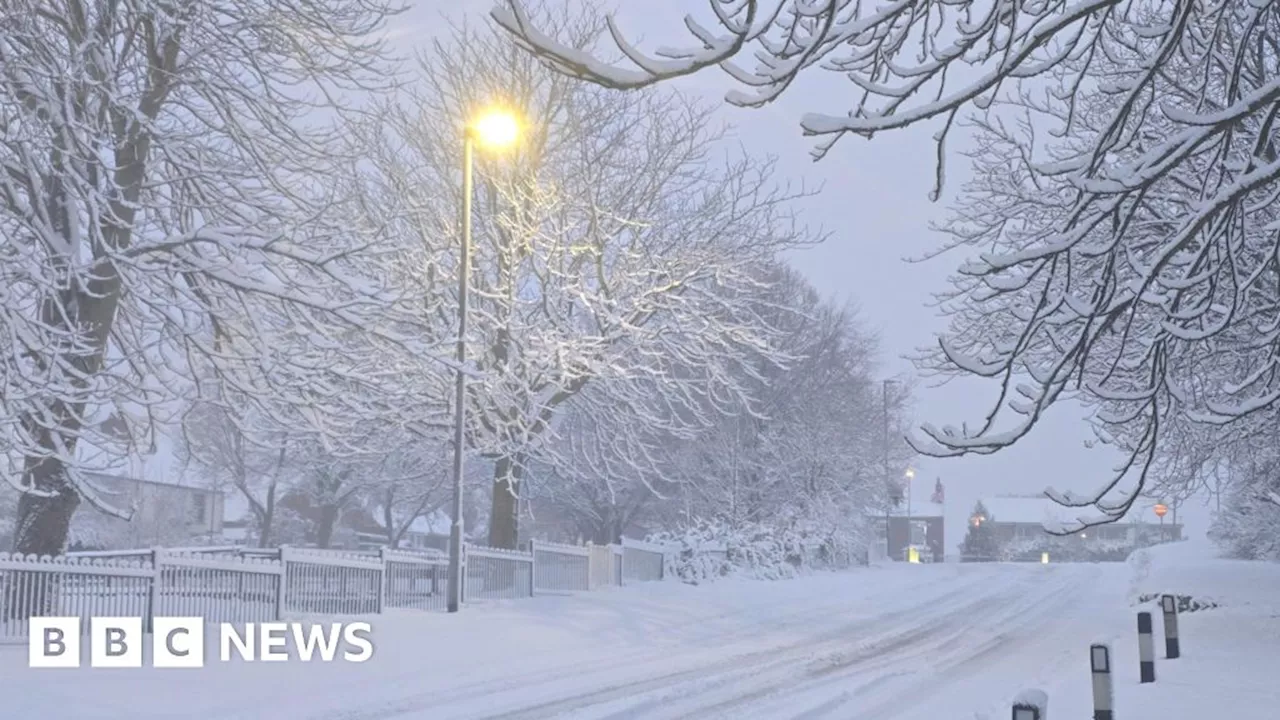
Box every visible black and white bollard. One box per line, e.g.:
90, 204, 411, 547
1161, 594, 1180, 659
1090, 643, 1114, 720
1011, 688, 1048, 720
1137, 612, 1156, 683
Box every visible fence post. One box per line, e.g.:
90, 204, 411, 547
1137, 611, 1156, 683
1090, 644, 1114, 720
376, 547, 387, 615
528, 539, 536, 597
616, 544, 625, 587
276, 545, 290, 621
146, 549, 161, 634
586, 542, 594, 590
460, 542, 468, 604
1011, 689, 1048, 720
1160, 594, 1180, 659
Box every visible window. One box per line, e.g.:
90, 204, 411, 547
190, 494, 207, 524
909, 521, 927, 546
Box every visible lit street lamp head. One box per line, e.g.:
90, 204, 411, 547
469, 109, 520, 149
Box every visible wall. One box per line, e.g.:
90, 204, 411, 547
886, 516, 944, 562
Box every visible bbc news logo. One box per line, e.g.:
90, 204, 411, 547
29, 617, 374, 668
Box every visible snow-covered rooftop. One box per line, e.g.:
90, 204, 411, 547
371, 507, 451, 536
978, 496, 1145, 526
85, 471, 222, 494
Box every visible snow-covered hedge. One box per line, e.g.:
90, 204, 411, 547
997, 534, 1135, 563
648, 519, 863, 584
1209, 488, 1280, 562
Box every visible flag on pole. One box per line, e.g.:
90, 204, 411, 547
931, 478, 945, 505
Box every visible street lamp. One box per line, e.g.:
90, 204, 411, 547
447, 107, 522, 614
904, 466, 915, 519
903, 467, 916, 556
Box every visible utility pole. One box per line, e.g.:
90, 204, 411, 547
882, 379, 892, 559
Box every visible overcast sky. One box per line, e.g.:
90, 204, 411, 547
351, 0, 1210, 541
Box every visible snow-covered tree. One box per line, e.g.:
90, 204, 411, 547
521, 393, 675, 544
653, 265, 902, 545
1211, 464, 1280, 560
350, 6, 817, 548
960, 501, 999, 562
492, 0, 1280, 531
367, 449, 450, 549
0, 0, 415, 556
176, 400, 293, 548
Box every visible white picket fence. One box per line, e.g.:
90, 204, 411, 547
0, 539, 670, 643
588, 543, 623, 590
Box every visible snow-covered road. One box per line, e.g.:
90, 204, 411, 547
2, 562, 1132, 720
324, 562, 1126, 720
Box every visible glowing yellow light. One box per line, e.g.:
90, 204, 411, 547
904, 468, 915, 480
1041, 552, 1050, 564
471, 110, 520, 149
908, 547, 920, 564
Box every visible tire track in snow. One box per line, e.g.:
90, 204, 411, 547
780, 564, 1101, 720
655, 569, 1072, 720
461, 573, 997, 720
320, 569, 993, 720
480, 573, 1033, 720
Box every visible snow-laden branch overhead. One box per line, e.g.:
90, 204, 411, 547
491, 0, 1280, 525
0, 0, 418, 555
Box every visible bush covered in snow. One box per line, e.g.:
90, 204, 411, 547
1205, 455, 1280, 561
648, 519, 862, 584
1210, 492, 1280, 561
997, 534, 1134, 563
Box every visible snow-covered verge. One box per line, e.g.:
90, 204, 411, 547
1, 542, 1273, 719
1018, 536, 1280, 719
0, 562, 1070, 720
648, 518, 866, 584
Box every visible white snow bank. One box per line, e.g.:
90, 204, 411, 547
3, 544, 1274, 720
1038, 535, 1280, 720
1129, 534, 1277, 608
0, 563, 992, 720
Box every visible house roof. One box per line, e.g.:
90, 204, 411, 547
977, 496, 1159, 527
365, 507, 451, 536
406, 509, 450, 535
85, 472, 222, 495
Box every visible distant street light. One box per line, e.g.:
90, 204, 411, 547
448, 107, 522, 614
904, 467, 915, 522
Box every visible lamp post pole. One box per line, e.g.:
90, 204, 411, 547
447, 130, 475, 613
882, 379, 892, 558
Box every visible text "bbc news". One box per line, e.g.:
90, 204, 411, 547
28, 618, 374, 668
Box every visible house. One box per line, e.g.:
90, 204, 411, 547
868, 510, 945, 563
354, 509, 451, 552
969, 495, 1182, 562
69, 473, 225, 550
217, 488, 453, 551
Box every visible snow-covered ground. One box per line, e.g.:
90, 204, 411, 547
4, 539, 1276, 719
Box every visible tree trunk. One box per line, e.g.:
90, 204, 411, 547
11, 460, 80, 558
257, 485, 277, 548
12, 286, 121, 557
487, 455, 524, 549
11, 71, 157, 556
316, 504, 339, 549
